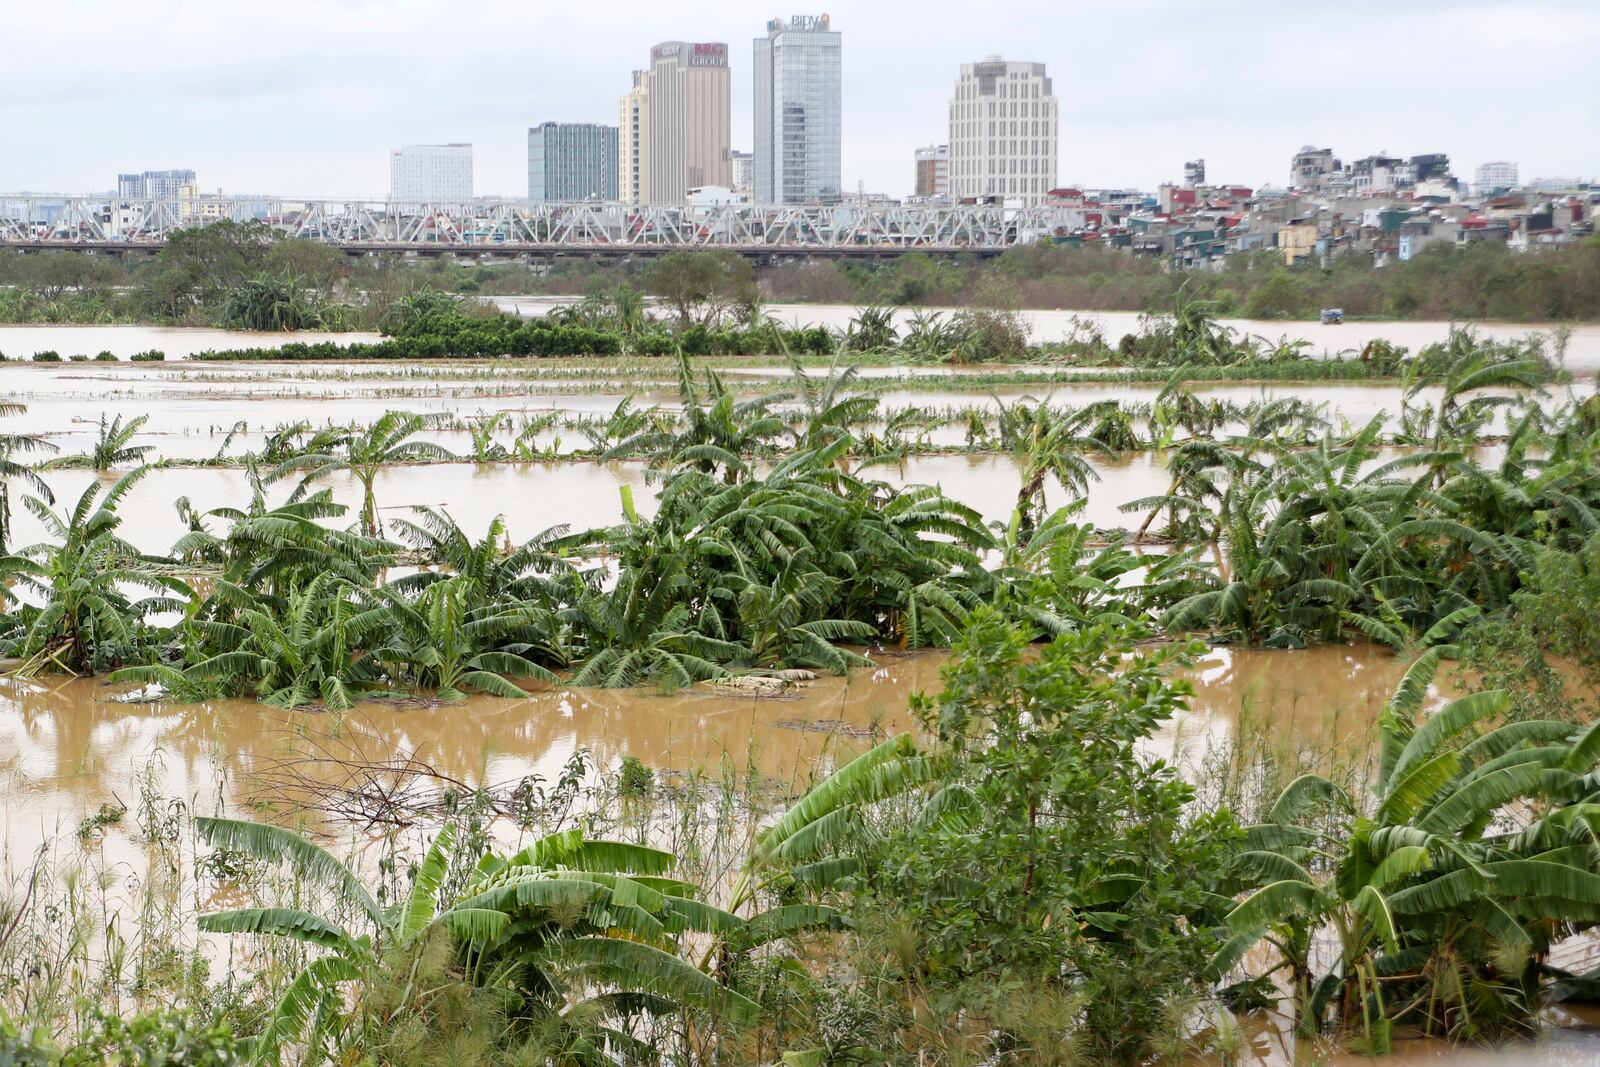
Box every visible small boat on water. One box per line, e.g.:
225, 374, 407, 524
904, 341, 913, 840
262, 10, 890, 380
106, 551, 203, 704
1320, 307, 1344, 325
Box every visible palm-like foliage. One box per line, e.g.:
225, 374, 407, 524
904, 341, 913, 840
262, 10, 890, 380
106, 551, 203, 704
51, 413, 155, 471
1215, 650, 1600, 1045
367, 577, 558, 699
992, 397, 1104, 544
222, 271, 326, 331
604, 355, 786, 483
1400, 328, 1554, 460
0, 401, 55, 552
275, 411, 455, 536
0, 467, 188, 674
115, 572, 388, 708
194, 817, 757, 1065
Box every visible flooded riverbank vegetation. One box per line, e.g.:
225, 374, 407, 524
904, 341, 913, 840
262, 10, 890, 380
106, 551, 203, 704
3, 301, 1600, 1063
6, 609, 1600, 1064
5, 233, 1599, 331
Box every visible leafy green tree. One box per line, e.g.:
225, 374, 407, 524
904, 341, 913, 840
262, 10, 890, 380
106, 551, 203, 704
893, 614, 1237, 1062
643, 251, 757, 329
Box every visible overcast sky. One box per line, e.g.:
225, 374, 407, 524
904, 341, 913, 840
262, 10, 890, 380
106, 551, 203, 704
3, 0, 1596, 199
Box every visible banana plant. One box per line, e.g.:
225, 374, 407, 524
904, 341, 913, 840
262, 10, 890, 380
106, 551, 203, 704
0, 401, 54, 553
194, 818, 758, 1065
1213, 648, 1600, 1045
0, 467, 189, 674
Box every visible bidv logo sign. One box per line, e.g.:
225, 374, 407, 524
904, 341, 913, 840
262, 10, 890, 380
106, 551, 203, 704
769, 14, 830, 31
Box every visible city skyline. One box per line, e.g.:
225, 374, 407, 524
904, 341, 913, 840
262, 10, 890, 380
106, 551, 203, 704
2, 0, 1597, 199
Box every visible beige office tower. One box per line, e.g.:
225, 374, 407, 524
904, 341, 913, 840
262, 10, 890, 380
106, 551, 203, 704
645, 41, 732, 202
619, 71, 651, 206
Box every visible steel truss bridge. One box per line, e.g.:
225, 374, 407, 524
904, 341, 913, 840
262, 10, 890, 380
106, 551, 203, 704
0, 196, 1092, 258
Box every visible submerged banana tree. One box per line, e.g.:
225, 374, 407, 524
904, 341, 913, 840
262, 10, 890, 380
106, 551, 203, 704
194, 818, 758, 1065
0, 467, 189, 674
0, 401, 54, 553
274, 411, 455, 536
1214, 648, 1600, 1046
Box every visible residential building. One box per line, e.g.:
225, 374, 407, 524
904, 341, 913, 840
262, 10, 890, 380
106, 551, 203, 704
389, 144, 472, 204
1475, 160, 1519, 195
645, 41, 732, 203
1183, 159, 1205, 187
1411, 153, 1451, 183
947, 56, 1058, 205
618, 71, 651, 206
731, 150, 754, 196
1350, 153, 1406, 195
914, 144, 950, 198
1290, 146, 1340, 192
1278, 216, 1320, 264
527, 123, 619, 202
753, 15, 843, 205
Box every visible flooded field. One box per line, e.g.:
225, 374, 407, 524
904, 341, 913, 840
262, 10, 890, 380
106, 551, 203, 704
3, 321, 1599, 1062
0, 642, 1421, 860
494, 297, 1600, 371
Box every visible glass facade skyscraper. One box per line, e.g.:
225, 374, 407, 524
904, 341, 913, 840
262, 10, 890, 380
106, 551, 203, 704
527, 123, 619, 202
753, 15, 841, 206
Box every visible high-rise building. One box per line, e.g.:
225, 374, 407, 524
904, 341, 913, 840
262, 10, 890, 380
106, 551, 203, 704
1475, 160, 1519, 194
645, 41, 732, 203
1183, 159, 1206, 188
389, 144, 473, 204
527, 123, 619, 202
914, 144, 949, 198
116, 169, 197, 200
618, 71, 651, 206
753, 15, 843, 206
947, 56, 1058, 205
731, 150, 754, 196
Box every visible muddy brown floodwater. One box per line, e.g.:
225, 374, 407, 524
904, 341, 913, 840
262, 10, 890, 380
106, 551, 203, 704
4, 325, 1599, 1060
1, 643, 1437, 864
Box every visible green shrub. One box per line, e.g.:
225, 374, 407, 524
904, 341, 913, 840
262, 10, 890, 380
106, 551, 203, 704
129, 349, 166, 362
94, 349, 119, 361
31, 350, 61, 362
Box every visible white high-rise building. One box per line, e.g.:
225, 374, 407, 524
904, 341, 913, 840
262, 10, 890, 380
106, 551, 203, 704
753, 15, 842, 205
619, 71, 651, 206
389, 144, 473, 204
1475, 160, 1519, 195
948, 56, 1058, 205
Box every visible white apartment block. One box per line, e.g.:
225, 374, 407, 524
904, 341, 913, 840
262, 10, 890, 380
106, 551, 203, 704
1475, 160, 1519, 194
948, 57, 1058, 205
389, 143, 473, 204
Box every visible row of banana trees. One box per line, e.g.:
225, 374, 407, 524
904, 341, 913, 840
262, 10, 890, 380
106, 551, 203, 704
1, 342, 1596, 693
